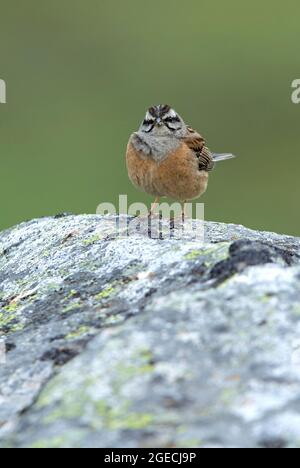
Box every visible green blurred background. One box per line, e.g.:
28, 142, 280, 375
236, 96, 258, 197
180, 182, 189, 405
0, 0, 299, 235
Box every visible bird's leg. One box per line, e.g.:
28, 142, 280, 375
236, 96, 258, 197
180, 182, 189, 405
181, 201, 187, 223
149, 197, 160, 217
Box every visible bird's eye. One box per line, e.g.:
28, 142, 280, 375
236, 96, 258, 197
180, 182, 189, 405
162, 115, 181, 131
163, 116, 180, 123
143, 119, 154, 126
142, 118, 155, 133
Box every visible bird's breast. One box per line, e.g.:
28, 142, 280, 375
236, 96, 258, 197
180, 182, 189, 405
126, 139, 209, 201
131, 132, 181, 163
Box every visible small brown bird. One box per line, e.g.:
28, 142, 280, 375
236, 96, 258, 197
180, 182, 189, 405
126, 105, 235, 215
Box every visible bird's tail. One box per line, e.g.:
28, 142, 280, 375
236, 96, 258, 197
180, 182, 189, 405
212, 153, 236, 162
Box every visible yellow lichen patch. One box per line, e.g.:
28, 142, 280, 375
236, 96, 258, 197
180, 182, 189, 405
82, 234, 103, 246
94, 285, 116, 301
184, 242, 230, 263
61, 303, 82, 314
185, 250, 202, 260
65, 326, 91, 340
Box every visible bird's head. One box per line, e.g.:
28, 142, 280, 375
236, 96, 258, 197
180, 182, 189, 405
139, 104, 186, 137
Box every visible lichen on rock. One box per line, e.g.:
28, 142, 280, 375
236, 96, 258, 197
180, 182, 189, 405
0, 214, 300, 447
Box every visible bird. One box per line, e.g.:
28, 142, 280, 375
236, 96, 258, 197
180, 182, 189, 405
126, 104, 235, 217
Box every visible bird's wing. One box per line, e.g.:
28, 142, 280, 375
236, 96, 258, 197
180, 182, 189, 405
182, 126, 215, 172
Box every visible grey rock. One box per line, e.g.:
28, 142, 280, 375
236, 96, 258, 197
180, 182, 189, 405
0, 214, 300, 448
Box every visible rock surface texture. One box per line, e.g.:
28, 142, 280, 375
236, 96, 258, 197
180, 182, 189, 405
0, 214, 300, 448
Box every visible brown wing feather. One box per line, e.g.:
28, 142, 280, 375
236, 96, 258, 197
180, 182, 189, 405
183, 127, 215, 172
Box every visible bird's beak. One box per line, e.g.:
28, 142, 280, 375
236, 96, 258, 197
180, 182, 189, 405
155, 118, 163, 126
